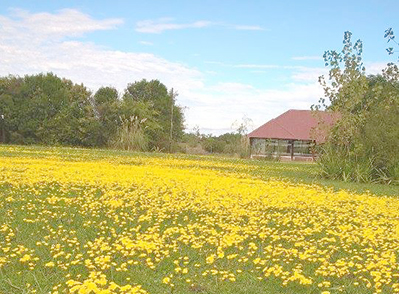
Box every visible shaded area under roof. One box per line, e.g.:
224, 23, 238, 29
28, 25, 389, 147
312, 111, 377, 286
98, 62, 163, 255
248, 109, 338, 143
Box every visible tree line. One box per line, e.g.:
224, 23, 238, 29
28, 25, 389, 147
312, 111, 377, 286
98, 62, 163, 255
0, 73, 184, 151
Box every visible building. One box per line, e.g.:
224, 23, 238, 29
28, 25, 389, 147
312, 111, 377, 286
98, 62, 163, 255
248, 109, 337, 161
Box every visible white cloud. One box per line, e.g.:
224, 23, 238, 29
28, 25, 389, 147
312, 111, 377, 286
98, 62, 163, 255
139, 40, 153, 46
235, 64, 280, 69
183, 81, 324, 134
234, 25, 264, 31
365, 62, 390, 75
0, 9, 203, 92
136, 18, 213, 33
292, 56, 321, 61
135, 18, 265, 34
204, 62, 308, 70
204, 61, 327, 83
291, 67, 327, 82
0, 8, 322, 135
1, 8, 122, 43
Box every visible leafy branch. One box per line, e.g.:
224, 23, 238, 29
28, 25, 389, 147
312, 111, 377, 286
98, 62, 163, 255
385, 28, 398, 57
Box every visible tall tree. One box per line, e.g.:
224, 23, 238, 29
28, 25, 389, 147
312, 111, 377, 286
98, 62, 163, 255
315, 31, 399, 183
317, 31, 368, 149
93, 86, 120, 146
0, 75, 24, 143
123, 79, 184, 150
0, 73, 99, 146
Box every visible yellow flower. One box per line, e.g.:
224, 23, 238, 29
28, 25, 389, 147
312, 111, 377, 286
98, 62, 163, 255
20, 254, 31, 262
206, 254, 215, 264
162, 277, 171, 284
45, 261, 55, 267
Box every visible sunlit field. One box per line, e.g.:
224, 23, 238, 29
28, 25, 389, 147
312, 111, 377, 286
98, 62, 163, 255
1, 146, 399, 294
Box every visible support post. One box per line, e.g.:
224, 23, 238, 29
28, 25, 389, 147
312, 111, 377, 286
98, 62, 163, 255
0, 115, 4, 143
290, 140, 294, 161
169, 89, 176, 153
277, 139, 280, 160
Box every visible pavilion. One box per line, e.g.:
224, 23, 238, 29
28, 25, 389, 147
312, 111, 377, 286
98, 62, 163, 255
248, 109, 338, 160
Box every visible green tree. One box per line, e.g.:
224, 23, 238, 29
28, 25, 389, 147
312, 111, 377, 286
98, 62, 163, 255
0, 74, 187, 151
123, 79, 184, 151
0, 73, 99, 146
93, 86, 121, 146
62, 82, 100, 147
0, 75, 24, 143
119, 93, 160, 150
317, 32, 368, 149
315, 31, 399, 183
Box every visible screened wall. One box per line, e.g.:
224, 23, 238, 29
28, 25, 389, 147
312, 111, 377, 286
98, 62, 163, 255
250, 138, 314, 158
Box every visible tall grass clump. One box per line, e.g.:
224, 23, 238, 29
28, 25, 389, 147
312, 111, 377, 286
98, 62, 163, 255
111, 116, 148, 151
317, 144, 374, 183
316, 101, 399, 185
238, 135, 250, 158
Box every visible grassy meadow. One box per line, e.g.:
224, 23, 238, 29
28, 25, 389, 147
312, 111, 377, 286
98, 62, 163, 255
0, 145, 399, 294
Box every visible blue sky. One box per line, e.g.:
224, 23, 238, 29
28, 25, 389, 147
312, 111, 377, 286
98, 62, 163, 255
0, 0, 398, 134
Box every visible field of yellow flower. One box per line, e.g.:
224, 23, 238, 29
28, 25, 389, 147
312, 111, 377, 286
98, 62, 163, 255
0, 145, 399, 294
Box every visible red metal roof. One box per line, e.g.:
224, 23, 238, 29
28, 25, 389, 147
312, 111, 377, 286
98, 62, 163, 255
248, 109, 338, 142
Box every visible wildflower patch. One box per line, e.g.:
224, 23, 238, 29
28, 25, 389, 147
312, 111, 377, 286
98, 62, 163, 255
0, 146, 398, 293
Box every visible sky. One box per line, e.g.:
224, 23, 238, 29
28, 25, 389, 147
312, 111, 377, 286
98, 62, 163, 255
0, 0, 398, 134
